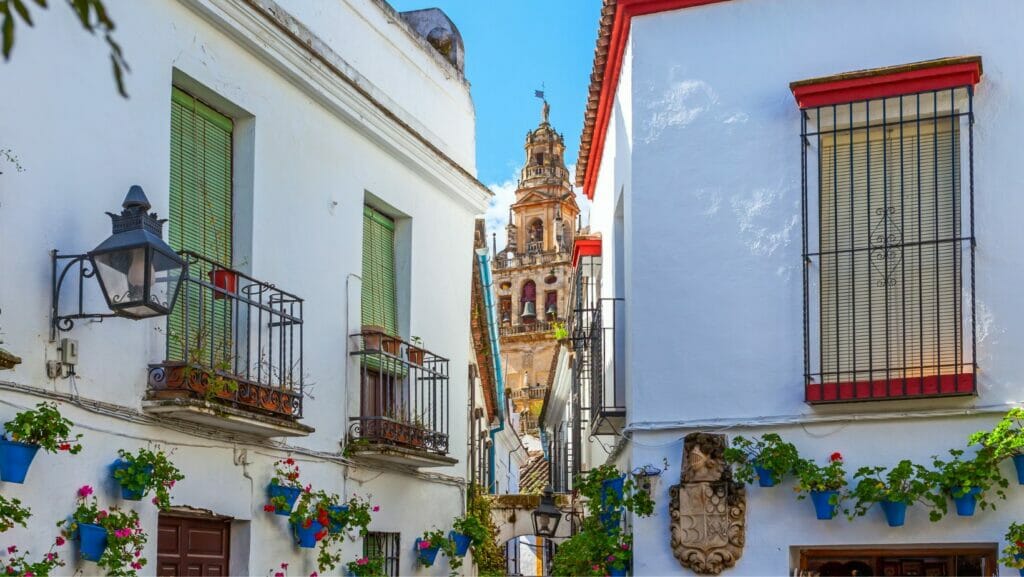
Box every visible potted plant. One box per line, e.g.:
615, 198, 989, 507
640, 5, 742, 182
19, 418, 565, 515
265, 458, 303, 516
929, 448, 1008, 517
208, 267, 238, 300
0, 495, 31, 532
0, 539, 67, 577
794, 452, 847, 520
346, 556, 386, 577
724, 433, 800, 488
309, 492, 377, 574
62, 485, 147, 575
111, 447, 184, 507
451, 513, 487, 557
844, 460, 941, 526
361, 326, 386, 351
1000, 522, 1024, 577
970, 408, 1024, 485
206, 211, 239, 300
415, 528, 448, 568
289, 489, 327, 549
606, 535, 632, 577
0, 402, 81, 483
408, 336, 425, 366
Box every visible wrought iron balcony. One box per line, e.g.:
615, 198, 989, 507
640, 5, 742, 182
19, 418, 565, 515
494, 250, 569, 270
572, 298, 625, 436
144, 251, 310, 437
347, 332, 454, 467
499, 318, 563, 338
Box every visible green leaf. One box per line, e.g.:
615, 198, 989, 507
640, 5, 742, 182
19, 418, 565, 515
2, 9, 14, 60
10, 0, 31, 25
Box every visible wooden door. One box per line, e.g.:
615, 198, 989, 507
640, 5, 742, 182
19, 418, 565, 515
157, 515, 231, 577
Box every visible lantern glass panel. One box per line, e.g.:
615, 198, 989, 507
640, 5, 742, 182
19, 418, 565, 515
150, 248, 183, 314
93, 247, 147, 311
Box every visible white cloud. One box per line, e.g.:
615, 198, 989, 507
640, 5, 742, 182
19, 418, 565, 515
482, 164, 590, 253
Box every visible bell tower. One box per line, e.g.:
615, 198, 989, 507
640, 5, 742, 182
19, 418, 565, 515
493, 100, 579, 436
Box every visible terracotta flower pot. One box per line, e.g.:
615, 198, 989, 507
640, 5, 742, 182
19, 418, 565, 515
408, 346, 425, 366
208, 269, 238, 300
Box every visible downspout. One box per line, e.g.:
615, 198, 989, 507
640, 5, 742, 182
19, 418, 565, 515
476, 248, 505, 494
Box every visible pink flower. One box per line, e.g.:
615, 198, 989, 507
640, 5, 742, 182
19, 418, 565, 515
620, 543, 629, 551
78, 485, 94, 498
6, 546, 16, 554
592, 564, 601, 571
168, 480, 176, 488
152, 497, 159, 505
281, 563, 289, 570
357, 558, 369, 566
418, 540, 431, 550
46, 553, 55, 561
55, 536, 65, 547
23, 572, 33, 577
115, 528, 132, 539
97, 511, 108, 520
372, 506, 380, 512
829, 452, 842, 462
303, 485, 312, 494
607, 555, 616, 563
130, 563, 142, 570
275, 573, 284, 577
310, 573, 318, 577
134, 550, 142, 558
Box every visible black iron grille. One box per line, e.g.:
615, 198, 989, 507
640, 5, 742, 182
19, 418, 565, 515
364, 532, 400, 577
801, 87, 976, 402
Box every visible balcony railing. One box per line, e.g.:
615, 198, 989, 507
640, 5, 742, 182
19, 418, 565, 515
494, 250, 569, 270
349, 332, 450, 456
499, 318, 563, 337
573, 298, 625, 435
147, 251, 304, 420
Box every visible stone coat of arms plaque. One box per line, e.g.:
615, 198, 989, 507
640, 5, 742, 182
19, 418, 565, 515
669, 433, 746, 574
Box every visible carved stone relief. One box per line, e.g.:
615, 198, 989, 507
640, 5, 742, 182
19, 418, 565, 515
669, 433, 746, 575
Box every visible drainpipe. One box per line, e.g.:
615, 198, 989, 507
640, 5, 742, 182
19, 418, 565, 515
476, 248, 505, 494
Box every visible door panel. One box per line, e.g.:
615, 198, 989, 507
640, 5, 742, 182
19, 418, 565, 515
157, 515, 231, 577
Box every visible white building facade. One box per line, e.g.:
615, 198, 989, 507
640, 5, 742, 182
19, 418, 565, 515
565, 0, 1024, 575
0, 0, 488, 575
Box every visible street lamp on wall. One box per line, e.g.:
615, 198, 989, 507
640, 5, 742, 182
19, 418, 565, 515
51, 186, 184, 339
531, 486, 562, 538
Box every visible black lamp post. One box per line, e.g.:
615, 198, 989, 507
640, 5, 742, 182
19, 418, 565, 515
51, 186, 184, 338
531, 486, 562, 538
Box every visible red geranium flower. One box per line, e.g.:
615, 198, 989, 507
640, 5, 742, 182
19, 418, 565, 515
829, 452, 842, 462
264, 504, 276, 512
285, 458, 295, 465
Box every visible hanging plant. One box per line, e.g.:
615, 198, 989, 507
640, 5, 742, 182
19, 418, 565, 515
999, 522, 1024, 576
0, 402, 81, 483
0, 495, 31, 532
308, 490, 377, 573
928, 448, 1008, 517
414, 528, 448, 568
111, 447, 184, 508
346, 556, 386, 577
0, 538, 68, 577
465, 485, 504, 577
724, 433, 800, 487
970, 408, 1024, 484
451, 513, 488, 556
62, 486, 147, 576
844, 460, 942, 525
794, 453, 847, 520
265, 458, 303, 515
288, 488, 327, 549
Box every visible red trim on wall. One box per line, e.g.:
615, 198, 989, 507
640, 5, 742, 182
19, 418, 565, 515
805, 373, 975, 404
571, 238, 602, 267
582, 0, 731, 199
790, 60, 983, 109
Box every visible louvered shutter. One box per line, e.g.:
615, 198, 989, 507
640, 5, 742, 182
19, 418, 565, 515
361, 206, 398, 336
168, 88, 233, 360
819, 118, 961, 383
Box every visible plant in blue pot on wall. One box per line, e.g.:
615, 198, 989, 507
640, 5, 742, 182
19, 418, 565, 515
111, 447, 184, 507
1000, 523, 1024, 577
724, 433, 801, 488
929, 448, 1007, 517
61, 485, 148, 576
970, 408, 1024, 485
414, 528, 448, 568
844, 460, 940, 526
794, 452, 847, 520
0, 402, 81, 483
266, 458, 303, 515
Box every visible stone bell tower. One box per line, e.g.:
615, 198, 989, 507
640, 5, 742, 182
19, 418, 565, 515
494, 100, 579, 435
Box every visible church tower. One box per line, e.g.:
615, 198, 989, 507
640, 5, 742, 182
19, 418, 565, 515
494, 101, 580, 435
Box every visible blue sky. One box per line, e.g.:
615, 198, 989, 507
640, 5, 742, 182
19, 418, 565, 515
390, 0, 600, 238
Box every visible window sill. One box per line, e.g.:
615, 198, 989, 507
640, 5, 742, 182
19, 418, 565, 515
806, 373, 975, 404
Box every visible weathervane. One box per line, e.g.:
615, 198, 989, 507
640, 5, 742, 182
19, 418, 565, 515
535, 84, 549, 123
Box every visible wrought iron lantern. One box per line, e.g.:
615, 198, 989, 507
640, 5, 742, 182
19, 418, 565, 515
531, 486, 562, 538
51, 186, 184, 338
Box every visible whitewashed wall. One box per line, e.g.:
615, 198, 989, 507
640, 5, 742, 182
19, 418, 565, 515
586, 0, 1024, 575
0, 0, 485, 574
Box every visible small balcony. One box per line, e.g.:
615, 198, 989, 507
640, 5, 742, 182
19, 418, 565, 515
347, 332, 455, 468
573, 298, 625, 436
494, 250, 569, 270
143, 252, 312, 438
499, 318, 563, 338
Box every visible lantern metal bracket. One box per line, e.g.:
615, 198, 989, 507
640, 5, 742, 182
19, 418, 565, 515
50, 250, 117, 342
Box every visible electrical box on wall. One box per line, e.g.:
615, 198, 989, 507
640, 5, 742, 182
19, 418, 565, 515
59, 338, 78, 366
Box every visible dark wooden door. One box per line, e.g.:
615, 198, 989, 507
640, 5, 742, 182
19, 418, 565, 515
157, 515, 231, 577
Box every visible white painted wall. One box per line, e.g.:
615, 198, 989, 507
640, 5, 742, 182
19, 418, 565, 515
0, 0, 485, 574
585, 0, 1024, 574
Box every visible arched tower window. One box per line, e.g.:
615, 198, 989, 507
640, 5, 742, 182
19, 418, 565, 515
528, 219, 544, 245
520, 280, 537, 321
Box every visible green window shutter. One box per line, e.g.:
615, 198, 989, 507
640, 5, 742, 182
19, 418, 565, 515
168, 87, 234, 361
361, 206, 398, 336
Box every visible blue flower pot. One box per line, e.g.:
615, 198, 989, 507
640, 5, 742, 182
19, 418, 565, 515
880, 500, 907, 527
600, 476, 626, 528
951, 487, 981, 516
608, 566, 627, 577
328, 505, 349, 534
754, 464, 778, 487
267, 483, 301, 516
0, 439, 40, 483
1013, 454, 1024, 485
415, 539, 440, 567
450, 531, 471, 557
292, 520, 324, 549
810, 490, 838, 520
79, 523, 108, 562
111, 459, 154, 501
1015, 554, 1024, 577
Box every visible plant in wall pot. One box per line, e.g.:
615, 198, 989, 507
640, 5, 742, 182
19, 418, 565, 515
0, 539, 68, 577
62, 485, 147, 576
844, 460, 941, 526
969, 408, 1024, 485
408, 336, 425, 366
266, 458, 303, 515
311, 492, 377, 574
346, 556, 386, 577
414, 528, 448, 568
288, 489, 328, 549
928, 448, 1008, 517
794, 452, 847, 520
0, 402, 81, 483
451, 513, 487, 557
0, 495, 31, 532
1000, 522, 1024, 576
111, 447, 184, 507
724, 433, 800, 488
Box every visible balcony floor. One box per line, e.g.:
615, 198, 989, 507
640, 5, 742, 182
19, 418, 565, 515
142, 397, 314, 438
344, 441, 458, 469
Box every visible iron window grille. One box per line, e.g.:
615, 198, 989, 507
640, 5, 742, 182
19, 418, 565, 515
801, 87, 976, 402
364, 532, 400, 577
